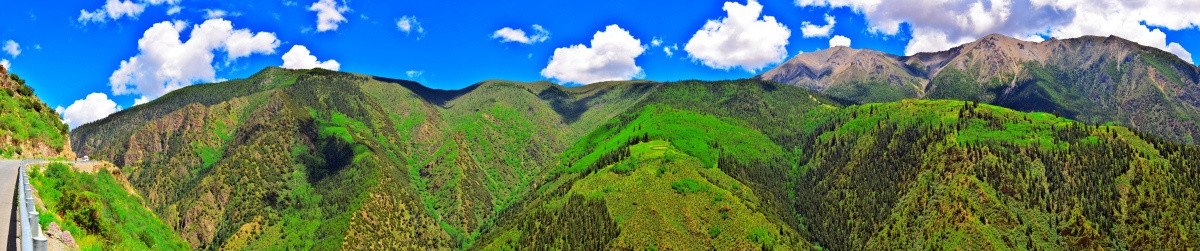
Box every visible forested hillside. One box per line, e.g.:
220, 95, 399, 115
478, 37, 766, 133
71, 67, 658, 249
0, 65, 72, 158
72, 67, 1200, 250
478, 80, 1200, 249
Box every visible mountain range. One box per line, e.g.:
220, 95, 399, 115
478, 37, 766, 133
759, 34, 1200, 144
62, 31, 1200, 249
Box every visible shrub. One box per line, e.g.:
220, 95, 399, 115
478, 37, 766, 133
670, 178, 706, 194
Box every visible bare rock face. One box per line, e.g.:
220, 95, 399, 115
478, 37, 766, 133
46, 222, 78, 248
759, 46, 927, 93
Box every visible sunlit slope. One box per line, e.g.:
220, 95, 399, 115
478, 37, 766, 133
0, 65, 71, 158
478, 80, 1200, 249
28, 162, 188, 250
760, 34, 1200, 144
69, 67, 657, 249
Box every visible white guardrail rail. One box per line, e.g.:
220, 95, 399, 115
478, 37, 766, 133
18, 159, 48, 251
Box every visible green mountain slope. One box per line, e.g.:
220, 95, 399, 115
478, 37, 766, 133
0, 65, 72, 158
789, 100, 1199, 249
476, 80, 1200, 249
72, 67, 1200, 250
758, 34, 1200, 144
29, 162, 189, 250
70, 67, 657, 249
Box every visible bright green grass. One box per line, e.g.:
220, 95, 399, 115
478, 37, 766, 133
28, 162, 190, 250
561, 140, 807, 250
0, 73, 69, 157
562, 104, 784, 173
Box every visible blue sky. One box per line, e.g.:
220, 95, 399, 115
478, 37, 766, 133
2, 0, 1199, 128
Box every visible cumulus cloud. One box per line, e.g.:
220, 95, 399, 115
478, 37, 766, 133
309, 0, 348, 32
492, 25, 550, 44
78, 0, 144, 24
0, 59, 9, 69
57, 93, 122, 129
166, 6, 182, 15
541, 24, 645, 85
3, 40, 18, 57
109, 19, 279, 102
797, 0, 1199, 62
829, 35, 851, 47
396, 16, 424, 37
281, 45, 340, 71
801, 14, 836, 37
684, 0, 791, 73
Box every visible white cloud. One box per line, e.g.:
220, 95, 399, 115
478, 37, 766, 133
492, 24, 550, 44
309, 0, 348, 32
406, 70, 423, 78
800, 14, 836, 37
78, 0, 145, 24
283, 1, 298, 7
797, 0, 1199, 62
281, 45, 340, 71
203, 9, 236, 19
684, 0, 791, 73
57, 93, 122, 129
829, 35, 851, 47
109, 19, 280, 102
651, 37, 663, 46
143, 0, 180, 4
396, 16, 425, 37
77, 0, 180, 23
3, 40, 18, 57
0, 59, 9, 69
541, 24, 645, 85
664, 44, 678, 57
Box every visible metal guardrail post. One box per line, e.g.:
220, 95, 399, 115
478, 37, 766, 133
33, 235, 47, 251
16, 161, 48, 251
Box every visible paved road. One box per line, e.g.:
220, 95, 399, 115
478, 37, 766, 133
0, 159, 20, 251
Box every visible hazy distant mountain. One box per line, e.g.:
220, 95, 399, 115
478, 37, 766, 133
759, 34, 1200, 144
